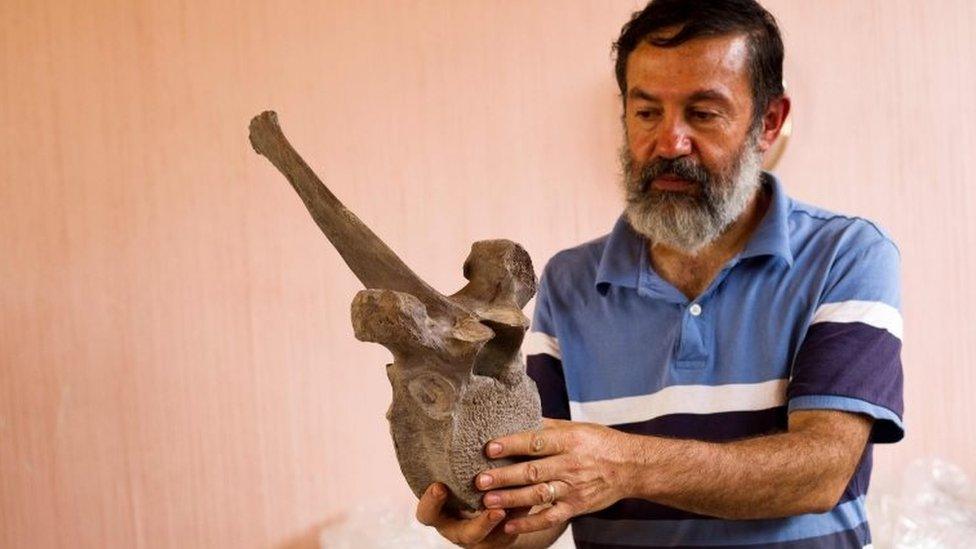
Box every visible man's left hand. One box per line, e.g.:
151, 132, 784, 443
476, 418, 635, 535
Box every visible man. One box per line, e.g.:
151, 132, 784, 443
416, 0, 904, 547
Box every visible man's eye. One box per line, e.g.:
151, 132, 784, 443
691, 110, 718, 121
636, 110, 660, 120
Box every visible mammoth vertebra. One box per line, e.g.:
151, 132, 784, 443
248, 111, 542, 511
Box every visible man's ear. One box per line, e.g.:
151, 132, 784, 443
757, 95, 792, 152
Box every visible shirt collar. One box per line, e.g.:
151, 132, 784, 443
594, 171, 794, 294
739, 171, 795, 267
594, 214, 645, 293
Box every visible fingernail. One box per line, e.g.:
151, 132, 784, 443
484, 494, 500, 508
487, 442, 502, 457
477, 474, 492, 488
431, 484, 444, 498
488, 510, 505, 521
504, 523, 517, 534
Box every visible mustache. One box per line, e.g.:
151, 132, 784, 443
635, 157, 712, 193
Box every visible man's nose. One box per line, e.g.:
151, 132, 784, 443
656, 115, 693, 159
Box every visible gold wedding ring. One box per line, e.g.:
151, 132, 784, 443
543, 481, 556, 504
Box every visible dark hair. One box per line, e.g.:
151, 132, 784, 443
612, 0, 784, 127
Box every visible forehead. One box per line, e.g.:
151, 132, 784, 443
625, 33, 752, 102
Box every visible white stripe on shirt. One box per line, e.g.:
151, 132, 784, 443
522, 331, 561, 359
811, 300, 903, 339
569, 379, 789, 425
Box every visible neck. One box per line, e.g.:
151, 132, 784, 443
648, 182, 771, 298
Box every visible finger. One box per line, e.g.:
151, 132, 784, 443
482, 506, 530, 546
501, 506, 532, 521
477, 456, 564, 490
415, 483, 450, 527
503, 501, 574, 535
483, 480, 567, 509
417, 484, 508, 546
445, 508, 507, 546
485, 427, 566, 459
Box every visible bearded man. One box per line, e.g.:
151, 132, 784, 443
416, 0, 904, 547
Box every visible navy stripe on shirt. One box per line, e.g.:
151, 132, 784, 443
526, 352, 571, 420
572, 519, 870, 548
788, 321, 904, 442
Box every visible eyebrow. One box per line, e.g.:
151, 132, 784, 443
628, 87, 734, 109
627, 88, 658, 102
688, 89, 733, 107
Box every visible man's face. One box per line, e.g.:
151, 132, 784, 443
620, 32, 766, 254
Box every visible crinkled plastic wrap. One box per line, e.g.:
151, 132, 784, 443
868, 459, 976, 548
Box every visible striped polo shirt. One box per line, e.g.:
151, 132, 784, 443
522, 171, 904, 548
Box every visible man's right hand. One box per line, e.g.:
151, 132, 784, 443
416, 483, 523, 548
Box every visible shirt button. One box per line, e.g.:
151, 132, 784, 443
689, 303, 702, 316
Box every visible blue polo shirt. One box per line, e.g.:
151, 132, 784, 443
522, 172, 904, 548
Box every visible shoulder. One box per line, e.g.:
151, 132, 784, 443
540, 234, 607, 284
788, 199, 901, 308
536, 232, 609, 305
789, 199, 900, 258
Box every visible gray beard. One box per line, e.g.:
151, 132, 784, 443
619, 132, 764, 255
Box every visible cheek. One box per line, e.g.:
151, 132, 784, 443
626, 124, 654, 158
704, 153, 738, 178
693, 138, 734, 169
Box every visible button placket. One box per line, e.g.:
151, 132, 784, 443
675, 302, 708, 370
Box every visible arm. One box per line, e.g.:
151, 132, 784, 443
626, 409, 872, 519
477, 409, 871, 533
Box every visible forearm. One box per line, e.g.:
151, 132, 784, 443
623, 426, 860, 519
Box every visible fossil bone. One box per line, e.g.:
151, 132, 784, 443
248, 111, 542, 511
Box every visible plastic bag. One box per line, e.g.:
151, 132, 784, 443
868, 458, 976, 548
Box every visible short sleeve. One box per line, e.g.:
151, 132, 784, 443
522, 264, 571, 420
787, 232, 905, 443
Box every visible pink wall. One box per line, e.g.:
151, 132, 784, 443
2, 1, 974, 547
